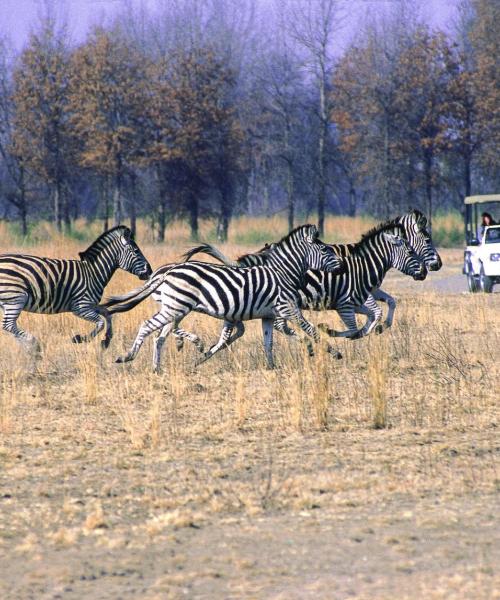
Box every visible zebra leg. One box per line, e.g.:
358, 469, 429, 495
152, 322, 178, 373
318, 307, 361, 339
116, 310, 172, 364
194, 320, 237, 367
71, 306, 110, 347
372, 289, 396, 333
274, 318, 298, 338
357, 295, 382, 337
261, 318, 275, 369
276, 312, 341, 359
172, 328, 205, 353
1, 299, 40, 351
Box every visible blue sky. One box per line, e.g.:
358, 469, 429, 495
1, 0, 460, 54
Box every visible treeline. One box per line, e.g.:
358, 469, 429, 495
0, 0, 498, 240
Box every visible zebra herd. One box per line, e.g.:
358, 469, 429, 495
0, 210, 441, 371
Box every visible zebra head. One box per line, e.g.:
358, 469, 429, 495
402, 210, 442, 271
383, 231, 427, 281
297, 225, 345, 275
116, 228, 152, 280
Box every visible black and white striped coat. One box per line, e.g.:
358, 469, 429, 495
183, 210, 438, 339
0, 226, 151, 350
101, 225, 344, 370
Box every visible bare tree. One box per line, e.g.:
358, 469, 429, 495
285, 0, 344, 236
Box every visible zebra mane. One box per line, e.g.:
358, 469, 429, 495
359, 219, 405, 245
283, 224, 319, 243
79, 225, 132, 260
408, 208, 428, 228
236, 242, 273, 263
235, 225, 317, 263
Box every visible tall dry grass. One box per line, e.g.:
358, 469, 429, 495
0, 228, 498, 600
0, 235, 496, 442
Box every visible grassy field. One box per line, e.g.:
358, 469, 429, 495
0, 219, 498, 599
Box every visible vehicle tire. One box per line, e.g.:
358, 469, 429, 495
479, 265, 493, 293
467, 272, 480, 293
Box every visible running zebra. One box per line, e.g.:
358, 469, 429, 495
183, 209, 439, 338
178, 218, 426, 351
100, 225, 344, 371
0, 226, 152, 350
295, 221, 427, 340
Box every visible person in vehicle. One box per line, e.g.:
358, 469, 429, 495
478, 212, 496, 239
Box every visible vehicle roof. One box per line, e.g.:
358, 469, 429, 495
464, 194, 500, 205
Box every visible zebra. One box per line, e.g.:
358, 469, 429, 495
0, 225, 152, 351
100, 224, 345, 371
293, 222, 427, 341
182, 209, 439, 338
175, 218, 427, 354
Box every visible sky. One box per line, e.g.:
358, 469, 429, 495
1, 0, 461, 55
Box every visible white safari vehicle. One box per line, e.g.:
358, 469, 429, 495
463, 194, 500, 293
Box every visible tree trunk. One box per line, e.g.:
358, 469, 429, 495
130, 195, 136, 238
424, 151, 433, 231
217, 188, 231, 242
53, 185, 62, 232
189, 192, 199, 241
19, 167, 28, 236
383, 116, 390, 219
348, 181, 356, 217
317, 64, 327, 237
63, 187, 71, 232
464, 154, 471, 198
129, 174, 137, 238
156, 168, 168, 243
113, 173, 122, 226
286, 161, 294, 232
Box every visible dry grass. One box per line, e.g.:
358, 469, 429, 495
0, 224, 498, 599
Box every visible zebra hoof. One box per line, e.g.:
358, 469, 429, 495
175, 338, 184, 352
115, 355, 130, 364
375, 325, 384, 335
349, 331, 364, 340
326, 346, 342, 360
194, 352, 211, 367
72, 334, 84, 344
101, 338, 111, 350
318, 323, 335, 337
195, 342, 205, 353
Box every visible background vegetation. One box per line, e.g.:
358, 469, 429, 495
0, 0, 498, 241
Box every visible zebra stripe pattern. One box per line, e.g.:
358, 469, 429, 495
297, 222, 426, 340
101, 224, 345, 371
0, 226, 152, 350
183, 210, 438, 339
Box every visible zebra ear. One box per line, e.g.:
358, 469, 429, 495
120, 235, 129, 246
383, 232, 404, 246
412, 209, 427, 227
306, 225, 319, 242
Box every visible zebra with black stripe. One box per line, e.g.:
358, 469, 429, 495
176, 219, 426, 352
0, 226, 151, 350
100, 225, 344, 371
294, 222, 427, 341
183, 210, 439, 339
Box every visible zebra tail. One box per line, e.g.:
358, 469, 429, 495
100, 272, 165, 314
182, 243, 237, 266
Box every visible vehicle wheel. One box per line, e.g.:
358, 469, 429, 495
479, 265, 493, 293
467, 272, 479, 293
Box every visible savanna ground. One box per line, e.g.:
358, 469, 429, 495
0, 216, 498, 600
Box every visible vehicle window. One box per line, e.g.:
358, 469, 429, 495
485, 228, 500, 243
